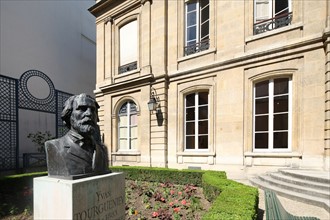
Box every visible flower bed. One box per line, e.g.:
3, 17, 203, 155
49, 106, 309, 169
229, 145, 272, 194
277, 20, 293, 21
125, 180, 210, 220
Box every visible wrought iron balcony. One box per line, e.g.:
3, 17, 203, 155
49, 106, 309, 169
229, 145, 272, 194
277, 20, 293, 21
254, 12, 293, 35
184, 39, 210, 56
118, 61, 137, 74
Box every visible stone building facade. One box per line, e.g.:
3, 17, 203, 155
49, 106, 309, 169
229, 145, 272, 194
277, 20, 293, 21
89, 0, 330, 171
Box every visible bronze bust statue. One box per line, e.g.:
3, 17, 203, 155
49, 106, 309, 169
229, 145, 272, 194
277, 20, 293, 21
45, 93, 109, 179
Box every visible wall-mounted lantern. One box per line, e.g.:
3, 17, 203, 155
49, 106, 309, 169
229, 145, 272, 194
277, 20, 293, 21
148, 87, 159, 112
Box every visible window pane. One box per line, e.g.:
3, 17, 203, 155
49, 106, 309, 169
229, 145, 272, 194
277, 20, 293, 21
273, 132, 288, 149
130, 114, 137, 126
187, 11, 197, 27
199, 92, 208, 105
201, 21, 209, 40
255, 80, 269, 97
199, 121, 208, 134
255, 133, 268, 149
274, 113, 288, 130
186, 136, 195, 149
255, 115, 268, 131
198, 135, 208, 149
187, 2, 197, 12
119, 127, 127, 138
186, 122, 195, 135
255, 98, 269, 114
274, 95, 288, 113
119, 115, 127, 126
199, 106, 208, 119
187, 26, 197, 41
201, 6, 210, 23
130, 138, 137, 150
186, 94, 195, 107
186, 107, 195, 120
274, 78, 288, 95
119, 103, 127, 114
275, 0, 288, 15
119, 139, 128, 150
200, 0, 209, 8
130, 102, 137, 112
131, 126, 138, 138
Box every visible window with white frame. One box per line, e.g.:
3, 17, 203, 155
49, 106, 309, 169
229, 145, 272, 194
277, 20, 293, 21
118, 101, 138, 150
119, 20, 138, 73
184, 0, 209, 56
254, 0, 292, 35
253, 78, 292, 151
185, 91, 209, 150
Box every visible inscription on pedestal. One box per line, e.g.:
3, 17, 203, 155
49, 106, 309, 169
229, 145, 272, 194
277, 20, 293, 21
73, 190, 125, 220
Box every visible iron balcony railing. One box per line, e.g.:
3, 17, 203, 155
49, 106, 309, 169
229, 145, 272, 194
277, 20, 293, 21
184, 39, 210, 56
118, 61, 137, 74
254, 12, 293, 35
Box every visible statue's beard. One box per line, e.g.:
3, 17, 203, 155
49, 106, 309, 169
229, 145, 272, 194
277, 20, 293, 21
71, 119, 96, 136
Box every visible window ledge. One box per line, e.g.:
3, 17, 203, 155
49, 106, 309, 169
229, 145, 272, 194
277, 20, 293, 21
244, 152, 302, 158
178, 48, 216, 63
112, 151, 141, 156
245, 22, 303, 43
114, 69, 140, 80
177, 151, 215, 157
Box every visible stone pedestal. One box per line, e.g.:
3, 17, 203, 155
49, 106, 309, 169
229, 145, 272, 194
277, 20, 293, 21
34, 172, 125, 220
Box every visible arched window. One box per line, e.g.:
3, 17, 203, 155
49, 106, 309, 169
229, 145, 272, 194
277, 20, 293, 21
118, 101, 138, 150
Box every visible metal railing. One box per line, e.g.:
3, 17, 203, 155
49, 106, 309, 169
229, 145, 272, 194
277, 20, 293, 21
254, 12, 293, 35
118, 61, 137, 74
184, 39, 210, 56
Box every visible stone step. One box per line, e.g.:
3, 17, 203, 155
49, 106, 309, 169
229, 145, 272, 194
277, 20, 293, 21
279, 169, 330, 185
258, 174, 330, 200
269, 172, 330, 191
250, 177, 330, 213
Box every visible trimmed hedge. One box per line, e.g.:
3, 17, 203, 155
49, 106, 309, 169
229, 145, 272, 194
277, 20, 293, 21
111, 166, 258, 220
201, 171, 258, 220
111, 166, 205, 186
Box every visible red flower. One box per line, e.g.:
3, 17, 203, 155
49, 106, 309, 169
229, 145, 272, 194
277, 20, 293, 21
178, 191, 182, 195
173, 207, 180, 213
169, 202, 174, 207
181, 199, 187, 205
152, 211, 159, 218
170, 190, 175, 195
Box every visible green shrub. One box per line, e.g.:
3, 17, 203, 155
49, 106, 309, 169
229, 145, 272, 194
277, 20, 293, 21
111, 166, 205, 186
201, 172, 258, 220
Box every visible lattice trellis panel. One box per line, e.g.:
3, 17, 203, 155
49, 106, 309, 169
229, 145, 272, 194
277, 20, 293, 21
0, 76, 17, 170
56, 91, 72, 137
18, 70, 56, 113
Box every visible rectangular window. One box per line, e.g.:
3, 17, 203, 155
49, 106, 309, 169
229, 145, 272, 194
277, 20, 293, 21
253, 78, 292, 151
184, 0, 210, 56
119, 20, 138, 73
185, 92, 209, 150
254, 0, 292, 35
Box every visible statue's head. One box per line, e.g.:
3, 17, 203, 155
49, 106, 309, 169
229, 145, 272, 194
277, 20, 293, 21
61, 93, 100, 136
